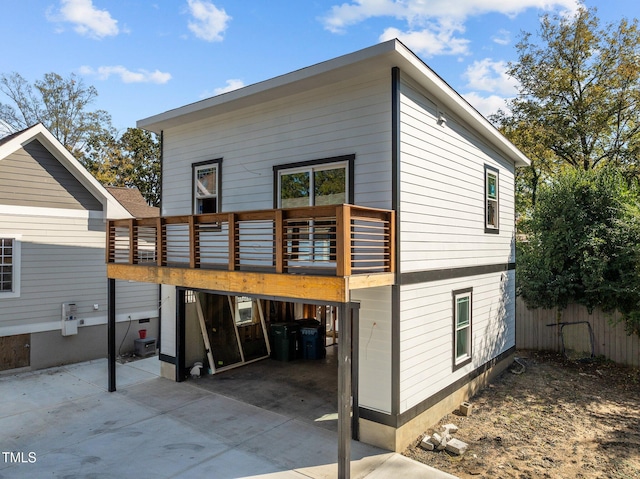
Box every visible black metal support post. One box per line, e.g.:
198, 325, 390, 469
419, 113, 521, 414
350, 302, 360, 441
176, 288, 186, 382
108, 278, 116, 392
338, 301, 352, 479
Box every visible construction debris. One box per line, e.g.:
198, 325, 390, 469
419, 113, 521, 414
419, 436, 435, 451
419, 423, 469, 456
443, 423, 459, 434
445, 438, 469, 455
459, 402, 473, 416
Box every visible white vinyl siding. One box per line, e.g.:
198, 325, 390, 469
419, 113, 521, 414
159, 284, 177, 356
396, 75, 517, 413
398, 270, 515, 413
398, 78, 515, 273
0, 211, 158, 335
161, 70, 392, 217
351, 286, 393, 414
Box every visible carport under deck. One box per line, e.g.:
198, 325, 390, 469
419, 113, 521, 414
189, 344, 340, 432
105, 204, 395, 479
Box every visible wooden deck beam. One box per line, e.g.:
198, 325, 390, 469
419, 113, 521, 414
107, 263, 361, 303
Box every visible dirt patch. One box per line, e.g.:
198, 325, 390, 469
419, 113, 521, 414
403, 351, 640, 479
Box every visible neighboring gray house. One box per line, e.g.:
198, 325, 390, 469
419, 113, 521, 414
107, 40, 529, 452
0, 123, 159, 371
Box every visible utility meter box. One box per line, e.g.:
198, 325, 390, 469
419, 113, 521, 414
61, 302, 78, 336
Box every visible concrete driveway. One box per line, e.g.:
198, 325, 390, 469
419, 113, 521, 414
0, 357, 457, 478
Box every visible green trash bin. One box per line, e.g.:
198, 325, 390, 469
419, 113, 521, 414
270, 322, 300, 361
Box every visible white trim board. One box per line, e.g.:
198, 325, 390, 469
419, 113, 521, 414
0, 309, 159, 336
0, 204, 104, 220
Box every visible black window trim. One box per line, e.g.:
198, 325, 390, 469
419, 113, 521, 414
484, 164, 499, 234
272, 154, 355, 209
452, 287, 473, 372
192, 158, 223, 214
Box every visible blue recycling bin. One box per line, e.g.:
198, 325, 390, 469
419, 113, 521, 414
300, 325, 326, 359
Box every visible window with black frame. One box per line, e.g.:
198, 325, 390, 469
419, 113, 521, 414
485, 165, 499, 233
275, 156, 353, 264
193, 159, 222, 214
452, 288, 472, 371
0, 236, 20, 298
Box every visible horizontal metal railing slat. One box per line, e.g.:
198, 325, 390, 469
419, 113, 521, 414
107, 205, 394, 276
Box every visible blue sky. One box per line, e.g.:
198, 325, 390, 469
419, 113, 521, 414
1, 0, 638, 134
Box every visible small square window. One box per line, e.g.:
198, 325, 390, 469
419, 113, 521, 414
193, 160, 222, 214
485, 166, 499, 233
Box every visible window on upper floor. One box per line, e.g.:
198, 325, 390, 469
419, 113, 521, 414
193, 159, 222, 214
0, 235, 21, 298
274, 155, 354, 208
453, 288, 472, 370
274, 155, 354, 262
485, 166, 499, 233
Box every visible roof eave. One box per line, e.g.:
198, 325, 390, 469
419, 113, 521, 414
137, 39, 530, 168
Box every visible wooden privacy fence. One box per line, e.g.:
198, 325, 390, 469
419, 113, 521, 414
516, 297, 640, 367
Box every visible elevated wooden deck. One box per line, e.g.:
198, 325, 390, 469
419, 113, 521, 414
107, 204, 395, 302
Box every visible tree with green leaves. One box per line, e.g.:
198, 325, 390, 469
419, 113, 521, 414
494, 7, 640, 217
0, 72, 114, 160
0, 72, 160, 206
518, 168, 640, 335
84, 127, 161, 206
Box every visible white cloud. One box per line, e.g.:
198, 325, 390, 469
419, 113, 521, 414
463, 58, 518, 95
80, 66, 172, 84
379, 25, 470, 57
322, 0, 581, 56
214, 79, 245, 95
462, 91, 510, 117
187, 0, 231, 42
492, 28, 511, 45
461, 58, 520, 118
199, 79, 245, 99
48, 0, 119, 39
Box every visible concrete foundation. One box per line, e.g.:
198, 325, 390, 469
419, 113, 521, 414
360, 351, 515, 452
29, 317, 159, 369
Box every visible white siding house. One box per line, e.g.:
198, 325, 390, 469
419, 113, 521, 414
0, 124, 159, 370
108, 39, 529, 452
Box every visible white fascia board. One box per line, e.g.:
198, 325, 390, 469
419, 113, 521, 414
391, 42, 530, 167
137, 40, 399, 133
138, 39, 530, 168
0, 124, 132, 219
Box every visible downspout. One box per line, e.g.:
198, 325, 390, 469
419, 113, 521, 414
391, 66, 401, 420
157, 130, 163, 356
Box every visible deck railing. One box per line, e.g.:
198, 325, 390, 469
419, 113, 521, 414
107, 204, 395, 277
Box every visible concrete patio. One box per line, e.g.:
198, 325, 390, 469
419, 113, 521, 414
0, 356, 457, 478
